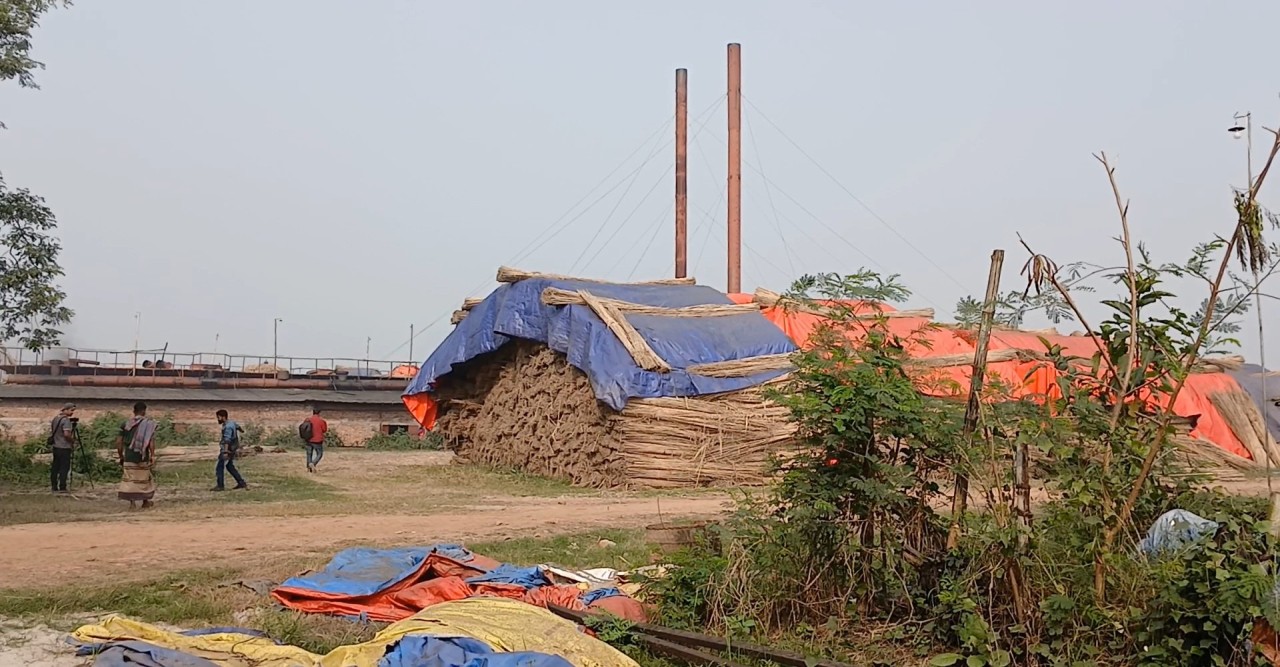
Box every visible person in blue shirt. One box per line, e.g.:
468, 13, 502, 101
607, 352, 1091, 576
213, 409, 248, 491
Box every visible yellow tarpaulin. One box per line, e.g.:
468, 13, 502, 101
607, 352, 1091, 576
71, 616, 320, 666
72, 598, 638, 667
321, 598, 639, 667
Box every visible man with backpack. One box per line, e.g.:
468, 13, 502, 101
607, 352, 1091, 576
299, 407, 328, 473
213, 409, 248, 491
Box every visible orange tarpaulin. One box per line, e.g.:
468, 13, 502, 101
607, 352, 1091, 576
732, 293, 1253, 462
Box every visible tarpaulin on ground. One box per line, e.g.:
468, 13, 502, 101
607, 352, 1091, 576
380, 635, 573, 667
72, 617, 317, 667
403, 279, 798, 428
323, 598, 639, 667
72, 600, 637, 667
271, 545, 644, 624
271, 545, 498, 622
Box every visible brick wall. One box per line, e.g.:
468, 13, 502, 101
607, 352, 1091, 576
0, 398, 415, 445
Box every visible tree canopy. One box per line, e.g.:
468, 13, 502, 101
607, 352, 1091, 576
0, 0, 73, 352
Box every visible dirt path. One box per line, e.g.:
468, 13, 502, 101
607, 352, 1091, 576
0, 494, 728, 589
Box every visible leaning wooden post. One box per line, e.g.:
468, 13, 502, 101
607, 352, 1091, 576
947, 249, 1005, 549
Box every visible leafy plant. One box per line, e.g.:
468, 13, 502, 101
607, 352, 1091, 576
365, 430, 444, 451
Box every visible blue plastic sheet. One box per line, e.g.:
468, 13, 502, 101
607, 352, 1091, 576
278, 545, 473, 597
405, 278, 798, 410
1139, 509, 1220, 557
580, 587, 623, 606
83, 642, 219, 667
379, 634, 575, 667
465, 564, 549, 590
75, 626, 273, 663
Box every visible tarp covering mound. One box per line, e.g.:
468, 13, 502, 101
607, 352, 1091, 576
270, 544, 645, 624
404, 277, 797, 428
733, 292, 1261, 464
73, 598, 638, 667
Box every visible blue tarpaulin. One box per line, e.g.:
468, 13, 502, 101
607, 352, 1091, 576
379, 634, 575, 667
1139, 509, 1220, 557
405, 278, 798, 410
465, 564, 549, 590
278, 545, 473, 598
83, 642, 219, 667
580, 587, 624, 606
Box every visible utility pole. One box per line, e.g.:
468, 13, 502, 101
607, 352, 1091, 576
273, 318, 283, 370
409, 324, 415, 363
726, 43, 742, 294
675, 68, 689, 279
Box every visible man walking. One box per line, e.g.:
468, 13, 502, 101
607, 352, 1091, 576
300, 407, 328, 473
213, 409, 248, 491
49, 403, 77, 494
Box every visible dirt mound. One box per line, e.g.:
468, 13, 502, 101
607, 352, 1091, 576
436, 342, 627, 487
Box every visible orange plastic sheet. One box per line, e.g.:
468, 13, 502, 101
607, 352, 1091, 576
272, 551, 499, 622
403, 393, 438, 430
272, 549, 648, 624
734, 293, 1256, 462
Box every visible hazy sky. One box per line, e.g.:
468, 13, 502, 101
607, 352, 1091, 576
3, 1, 1279, 364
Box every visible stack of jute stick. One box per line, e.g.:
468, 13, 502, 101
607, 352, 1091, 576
430, 267, 800, 489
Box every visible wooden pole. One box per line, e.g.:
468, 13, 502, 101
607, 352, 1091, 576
947, 249, 1005, 549
675, 68, 688, 279
726, 43, 742, 294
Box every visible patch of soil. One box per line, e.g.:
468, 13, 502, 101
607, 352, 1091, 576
0, 494, 728, 589
0, 623, 83, 667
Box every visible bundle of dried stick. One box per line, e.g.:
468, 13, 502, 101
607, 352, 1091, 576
751, 288, 934, 319
432, 342, 797, 489
615, 379, 798, 488
497, 266, 696, 286
1194, 355, 1246, 374
1208, 388, 1280, 468
540, 287, 758, 317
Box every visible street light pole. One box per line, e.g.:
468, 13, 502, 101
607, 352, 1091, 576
273, 318, 283, 371
1229, 111, 1271, 490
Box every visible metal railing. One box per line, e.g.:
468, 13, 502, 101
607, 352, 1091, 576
1, 346, 419, 378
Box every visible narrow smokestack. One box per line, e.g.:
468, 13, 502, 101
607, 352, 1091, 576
726, 43, 742, 294
675, 68, 688, 279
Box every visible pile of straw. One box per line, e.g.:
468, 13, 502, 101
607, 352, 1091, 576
432, 341, 796, 489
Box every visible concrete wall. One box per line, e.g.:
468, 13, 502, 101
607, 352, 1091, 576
0, 398, 415, 445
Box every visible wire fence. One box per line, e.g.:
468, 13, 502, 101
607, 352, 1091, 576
0, 346, 418, 378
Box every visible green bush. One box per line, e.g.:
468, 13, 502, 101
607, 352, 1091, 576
365, 430, 443, 451
0, 429, 121, 486
153, 414, 213, 447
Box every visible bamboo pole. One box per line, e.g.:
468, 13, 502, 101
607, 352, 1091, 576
947, 249, 1005, 549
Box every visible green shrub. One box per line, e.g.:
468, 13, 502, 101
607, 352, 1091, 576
364, 430, 443, 451
153, 414, 213, 447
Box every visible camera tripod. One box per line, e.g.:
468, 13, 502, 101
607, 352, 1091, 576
67, 419, 94, 490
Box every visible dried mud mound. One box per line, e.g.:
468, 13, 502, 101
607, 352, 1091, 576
435, 341, 627, 488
